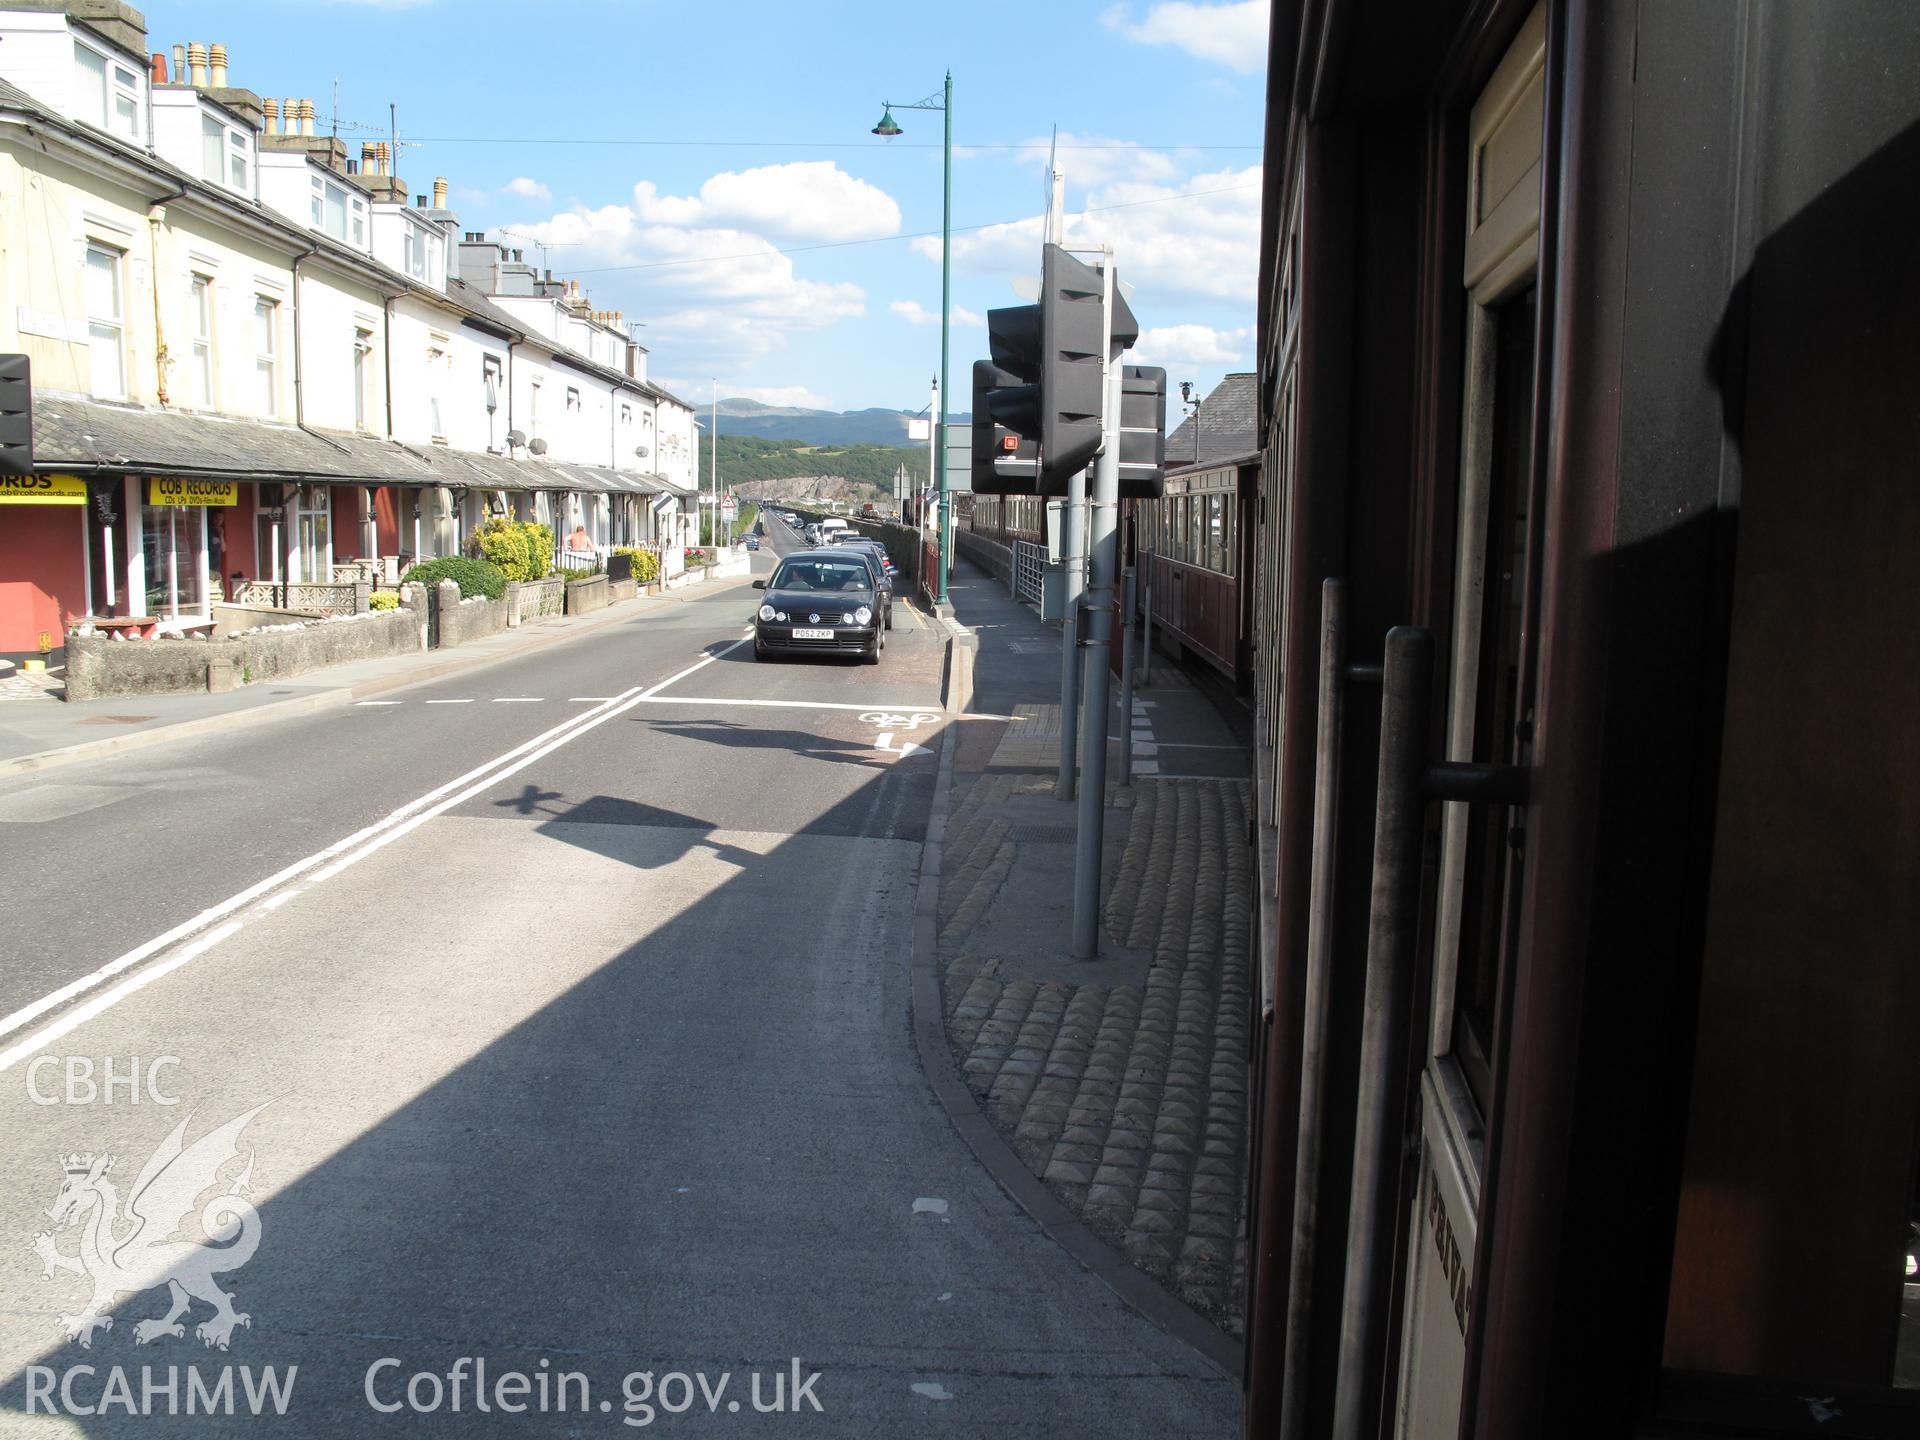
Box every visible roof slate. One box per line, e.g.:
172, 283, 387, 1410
1164, 372, 1259, 472
29, 393, 686, 494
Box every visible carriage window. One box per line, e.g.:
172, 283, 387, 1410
1449, 286, 1537, 1110
1206, 495, 1226, 572
1221, 492, 1236, 577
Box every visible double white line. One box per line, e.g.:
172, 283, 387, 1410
0, 635, 750, 1072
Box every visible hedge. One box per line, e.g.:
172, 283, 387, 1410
402, 556, 507, 600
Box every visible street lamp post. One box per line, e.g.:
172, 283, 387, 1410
872, 72, 952, 609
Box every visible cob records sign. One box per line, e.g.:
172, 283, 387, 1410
0, 473, 85, 505
149, 477, 238, 506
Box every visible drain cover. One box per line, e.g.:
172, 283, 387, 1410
1010, 823, 1075, 845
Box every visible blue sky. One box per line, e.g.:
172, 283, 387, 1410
172, 0, 1266, 412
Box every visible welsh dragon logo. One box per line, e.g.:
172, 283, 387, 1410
29, 1104, 267, 1351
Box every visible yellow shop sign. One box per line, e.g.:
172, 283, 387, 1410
0, 473, 87, 505
148, 477, 238, 507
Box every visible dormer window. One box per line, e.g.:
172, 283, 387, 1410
403, 226, 441, 285
199, 115, 250, 193
311, 176, 368, 245
73, 41, 140, 141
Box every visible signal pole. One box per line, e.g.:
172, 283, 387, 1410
1072, 251, 1121, 959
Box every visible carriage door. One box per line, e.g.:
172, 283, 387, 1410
1395, 7, 1545, 1437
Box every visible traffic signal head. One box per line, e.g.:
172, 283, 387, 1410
0, 353, 31, 478
1117, 365, 1167, 499
970, 360, 1040, 495
983, 244, 1139, 487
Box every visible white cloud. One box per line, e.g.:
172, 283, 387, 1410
891, 300, 983, 328
633, 161, 900, 244
919, 163, 1262, 307
1103, 1, 1269, 74
503, 176, 551, 202
724, 385, 835, 409
1131, 323, 1254, 368
505, 194, 867, 379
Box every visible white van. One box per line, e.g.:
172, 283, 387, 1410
819, 517, 850, 541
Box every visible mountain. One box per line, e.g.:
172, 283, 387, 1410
710, 397, 973, 446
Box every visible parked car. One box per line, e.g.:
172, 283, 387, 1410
828, 543, 893, 630
752, 549, 884, 664
745, 535, 760, 551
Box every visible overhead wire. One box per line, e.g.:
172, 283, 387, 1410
565, 182, 1260, 278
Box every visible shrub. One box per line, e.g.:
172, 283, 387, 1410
565, 567, 604, 583
367, 589, 401, 611
612, 546, 660, 583
523, 522, 554, 580
472, 518, 532, 580
402, 556, 507, 600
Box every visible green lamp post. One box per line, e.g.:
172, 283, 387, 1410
872, 73, 952, 609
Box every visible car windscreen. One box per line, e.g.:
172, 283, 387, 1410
769, 560, 873, 592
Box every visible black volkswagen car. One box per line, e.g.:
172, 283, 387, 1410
752, 549, 885, 664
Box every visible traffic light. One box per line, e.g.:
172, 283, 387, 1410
970, 360, 1040, 495
1117, 365, 1167, 499
0, 353, 31, 478
984, 243, 1138, 487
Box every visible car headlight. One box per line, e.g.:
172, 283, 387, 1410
776, 611, 789, 622
854, 606, 873, 625
758, 604, 777, 622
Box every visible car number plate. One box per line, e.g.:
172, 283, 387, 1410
793, 627, 835, 640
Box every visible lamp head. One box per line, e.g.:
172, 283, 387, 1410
871, 106, 903, 138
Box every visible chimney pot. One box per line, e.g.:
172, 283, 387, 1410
300, 99, 315, 138
209, 43, 227, 88
187, 42, 207, 88
265, 98, 280, 134
377, 141, 390, 176
432, 176, 448, 209
150, 51, 167, 83
172, 43, 186, 82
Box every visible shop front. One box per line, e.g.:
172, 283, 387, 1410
0, 472, 88, 662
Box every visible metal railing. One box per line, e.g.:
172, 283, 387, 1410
556, 548, 600, 573
1013, 539, 1046, 605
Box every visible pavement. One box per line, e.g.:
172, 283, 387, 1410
0, 515, 1241, 1436
933, 560, 1255, 1336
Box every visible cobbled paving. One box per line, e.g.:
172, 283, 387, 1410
940, 772, 1253, 1332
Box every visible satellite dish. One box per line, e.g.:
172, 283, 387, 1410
506, 429, 526, 447
1118, 279, 1137, 300
634, 445, 650, 458
529, 438, 548, 455
1010, 275, 1040, 302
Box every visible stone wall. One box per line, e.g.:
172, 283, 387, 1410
434, 584, 510, 649
955, 527, 1013, 585
66, 610, 425, 701
565, 575, 610, 615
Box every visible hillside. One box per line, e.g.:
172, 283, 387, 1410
712, 397, 972, 447
713, 436, 929, 504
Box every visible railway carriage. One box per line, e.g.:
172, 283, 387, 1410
1240, 3, 1920, 1439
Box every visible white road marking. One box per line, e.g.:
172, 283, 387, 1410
0, 683, 646, 1047
0, 923, 241, 1074
425, 698, 473, 705
873, 732, 927, 759
569, 696, 614, 702
492, 697, 543, 703
636, 696, 939, 714
355, 700, 402, 707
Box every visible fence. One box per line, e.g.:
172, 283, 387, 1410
514, 577, 565, 623
231, 581, 360, 616
1013, 540, 1046, 605
556, 548, 599, 573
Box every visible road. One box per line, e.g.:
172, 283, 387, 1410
0, 515, 1238, 1435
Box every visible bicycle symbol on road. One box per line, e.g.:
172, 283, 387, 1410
858, 711, 942, 730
